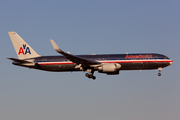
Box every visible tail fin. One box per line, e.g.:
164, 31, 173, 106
8, 31, 41, 59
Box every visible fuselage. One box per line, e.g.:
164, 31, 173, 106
8, 32, 173, 79
13, 53, 173, 72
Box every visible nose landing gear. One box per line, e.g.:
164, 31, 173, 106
158, 67, 162, 76
158, 73, 161, 76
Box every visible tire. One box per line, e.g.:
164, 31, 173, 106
85, 73, 89, 77
92, 76, 96, 80
158, 73, 161, 76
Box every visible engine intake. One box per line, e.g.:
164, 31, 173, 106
98, 63, 121, 73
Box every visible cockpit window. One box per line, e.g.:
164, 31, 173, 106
164, 56, 169, 59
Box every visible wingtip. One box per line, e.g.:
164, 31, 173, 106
50, 39, 63, 52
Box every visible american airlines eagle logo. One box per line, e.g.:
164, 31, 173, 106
18, 44, 31, 55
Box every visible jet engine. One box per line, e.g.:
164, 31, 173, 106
98, 63, 121, 74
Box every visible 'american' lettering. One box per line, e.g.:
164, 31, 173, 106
125, 55, 152, 59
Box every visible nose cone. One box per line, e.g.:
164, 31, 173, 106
170, 60, 173, 65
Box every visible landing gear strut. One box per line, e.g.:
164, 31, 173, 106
85, 69, 96, 80
158, 67, 162, 76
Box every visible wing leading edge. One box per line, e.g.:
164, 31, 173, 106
50, 40, 101, 65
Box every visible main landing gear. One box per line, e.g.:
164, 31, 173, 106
85, 69, 96, 80
158, 67, 162, 76
85, 73, 96, 80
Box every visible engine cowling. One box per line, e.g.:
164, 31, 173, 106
98, 63, 121, 73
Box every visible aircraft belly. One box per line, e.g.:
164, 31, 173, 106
38, 64, 76, 71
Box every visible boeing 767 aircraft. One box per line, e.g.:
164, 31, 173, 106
8, 32, 173, 80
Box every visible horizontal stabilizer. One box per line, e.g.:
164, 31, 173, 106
7, 57, 33, 63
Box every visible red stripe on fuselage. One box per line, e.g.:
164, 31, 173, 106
38, 60, 173, 65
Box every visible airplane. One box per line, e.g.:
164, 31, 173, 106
8, 31, 173, 80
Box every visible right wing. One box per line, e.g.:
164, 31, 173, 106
50, 40, 101, 65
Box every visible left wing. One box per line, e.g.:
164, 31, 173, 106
50, 40, 101, 65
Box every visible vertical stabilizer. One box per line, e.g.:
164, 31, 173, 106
8, 31, 41, 59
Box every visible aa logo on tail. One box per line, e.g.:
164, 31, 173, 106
18, 44, 31, 55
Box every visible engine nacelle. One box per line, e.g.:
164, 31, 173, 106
98, 63, 121, 73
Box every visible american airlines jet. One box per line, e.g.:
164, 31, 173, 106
8, 32, 173, 80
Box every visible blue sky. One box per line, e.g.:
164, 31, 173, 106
0, 0, 179, 120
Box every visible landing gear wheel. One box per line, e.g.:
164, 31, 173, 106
85, 72, 96, 80
92, 76, 96, 80
158, 73, 161, 76
85, 73, 89, 77
89, 74, 93, 78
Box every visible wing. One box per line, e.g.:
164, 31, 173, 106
50, 40, 101, 65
